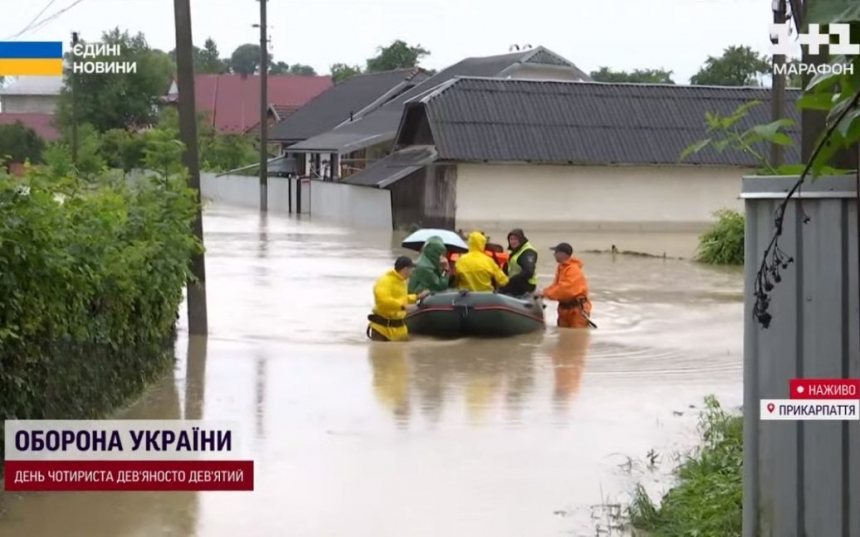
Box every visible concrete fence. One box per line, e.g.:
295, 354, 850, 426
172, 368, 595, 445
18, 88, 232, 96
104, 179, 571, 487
199, 173, 392, 229
742, 174, 860, 537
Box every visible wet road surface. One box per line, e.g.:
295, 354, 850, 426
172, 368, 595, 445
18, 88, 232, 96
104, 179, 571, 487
0, 204, 743, 536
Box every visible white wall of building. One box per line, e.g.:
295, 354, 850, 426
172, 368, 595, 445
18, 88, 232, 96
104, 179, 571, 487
454, 163, 750, 232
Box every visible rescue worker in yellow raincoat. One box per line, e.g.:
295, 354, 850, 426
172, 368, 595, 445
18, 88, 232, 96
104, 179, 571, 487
454, 231, 510, 292
367, 256, 430, 341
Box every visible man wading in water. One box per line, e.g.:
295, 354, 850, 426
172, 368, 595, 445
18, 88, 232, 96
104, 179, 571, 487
367, 256, 429, 341
534, 242, 595, 329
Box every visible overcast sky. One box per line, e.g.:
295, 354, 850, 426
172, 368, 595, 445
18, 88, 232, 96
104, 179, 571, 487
1, 0, 787, 83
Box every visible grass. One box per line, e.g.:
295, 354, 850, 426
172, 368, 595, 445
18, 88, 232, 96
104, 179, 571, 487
626, 396, 743, 537
696, 210, 744, 266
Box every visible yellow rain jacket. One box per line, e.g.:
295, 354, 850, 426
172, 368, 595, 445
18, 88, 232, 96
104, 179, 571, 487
368, 269, 418, 341
455, 232, 510, 292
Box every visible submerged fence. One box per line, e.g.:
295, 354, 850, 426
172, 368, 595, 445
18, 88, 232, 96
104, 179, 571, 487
741, 174, 860, 537
199, 173, 392, 229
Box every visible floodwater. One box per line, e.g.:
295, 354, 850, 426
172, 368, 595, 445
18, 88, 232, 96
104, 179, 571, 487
0, 205, 744, 537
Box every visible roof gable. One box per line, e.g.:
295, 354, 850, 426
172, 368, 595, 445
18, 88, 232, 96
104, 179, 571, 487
270, 69, 426, 143
287, 47, 588, 153
399, 77, 801, 167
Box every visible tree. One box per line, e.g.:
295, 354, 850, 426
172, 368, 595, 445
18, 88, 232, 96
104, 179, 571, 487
198, 38, 227, 74
690, 45, 771, 86
288, 64, 316, 75
230, 44, 261, 75
366, 40, 429, 72
330, 63, 362, 84
57, 29, 175, 132
269, 61, 290, 74
0, 121, 44, 166
589, 67, 675, 84
266, 60, 316, 76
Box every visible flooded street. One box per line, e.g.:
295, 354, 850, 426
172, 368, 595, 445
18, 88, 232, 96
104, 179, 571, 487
0, 204, 743, 537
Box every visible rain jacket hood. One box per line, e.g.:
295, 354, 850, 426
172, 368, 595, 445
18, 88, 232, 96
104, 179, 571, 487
507, 229, 528, 250
408, 236, 450, 294
468, 231, 487, 252
455, 232, 509, 292
419, 236, 447, 269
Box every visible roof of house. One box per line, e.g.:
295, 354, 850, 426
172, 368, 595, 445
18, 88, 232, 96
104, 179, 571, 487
0, 76, 64, 96
344, 78, 802, 187
271, 104, 300, 121
165, 74, 332, 134
288, 46, 589, 153
0, 113, 60, 140
270, 68, 429, 144
343, 145, 438, 187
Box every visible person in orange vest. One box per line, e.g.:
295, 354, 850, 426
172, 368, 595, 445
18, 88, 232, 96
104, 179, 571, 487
534, 242, 595, 329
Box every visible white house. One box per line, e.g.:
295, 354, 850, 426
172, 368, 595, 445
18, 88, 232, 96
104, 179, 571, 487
0, 76, 63, 114
342, 77, 802, 232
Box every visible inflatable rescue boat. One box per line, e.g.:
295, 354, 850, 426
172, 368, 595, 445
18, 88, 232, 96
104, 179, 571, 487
406, 290, 545, 338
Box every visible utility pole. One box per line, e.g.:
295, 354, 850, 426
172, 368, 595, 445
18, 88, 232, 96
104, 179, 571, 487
173, 0, 209, 335
258, 0, 268, 212
71, 31, 79, 166
770, 0, 786, 168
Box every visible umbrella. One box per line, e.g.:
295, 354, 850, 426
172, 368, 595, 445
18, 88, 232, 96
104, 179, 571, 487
401, 228, 468, 253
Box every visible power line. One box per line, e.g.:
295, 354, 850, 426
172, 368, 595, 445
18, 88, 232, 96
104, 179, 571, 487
6, 0, 59, 40
10, 0, 87, 40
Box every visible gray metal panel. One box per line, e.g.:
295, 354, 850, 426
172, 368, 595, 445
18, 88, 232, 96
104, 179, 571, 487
741, 174, 858, 199
742, 174, 860, 537
848, 200, 860, 537
801, 199, 845, 537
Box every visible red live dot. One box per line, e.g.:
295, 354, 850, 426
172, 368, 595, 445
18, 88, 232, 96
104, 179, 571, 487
789, 378, 860, 400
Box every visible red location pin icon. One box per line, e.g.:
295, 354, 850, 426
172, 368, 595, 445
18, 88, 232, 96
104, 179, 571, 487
767, 403, 775, 413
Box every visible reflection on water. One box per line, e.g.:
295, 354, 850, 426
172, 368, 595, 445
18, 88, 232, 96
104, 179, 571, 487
551, 330, 590, 411
0, 204, 743, 537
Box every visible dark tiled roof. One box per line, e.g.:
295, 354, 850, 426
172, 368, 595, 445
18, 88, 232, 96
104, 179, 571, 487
344, 145, 438, 187
288, 46, 589, 153
270, 69, 427, 143
0, 113, 59, 141
406, 77, 801, 166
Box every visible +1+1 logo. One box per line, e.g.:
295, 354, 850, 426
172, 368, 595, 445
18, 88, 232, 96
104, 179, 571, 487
770, 23, 860, 56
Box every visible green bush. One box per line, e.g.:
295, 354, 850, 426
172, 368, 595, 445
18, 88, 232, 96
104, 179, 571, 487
627, 396, 742, 537
0, 166, 201, 460
696, 209, 745, 265
0, 121, 45, 168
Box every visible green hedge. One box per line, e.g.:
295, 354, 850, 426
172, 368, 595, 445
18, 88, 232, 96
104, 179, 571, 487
0, 167, 201, 460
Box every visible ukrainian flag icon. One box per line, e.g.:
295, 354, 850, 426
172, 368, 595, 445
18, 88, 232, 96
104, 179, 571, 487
0, 41, 63, 76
